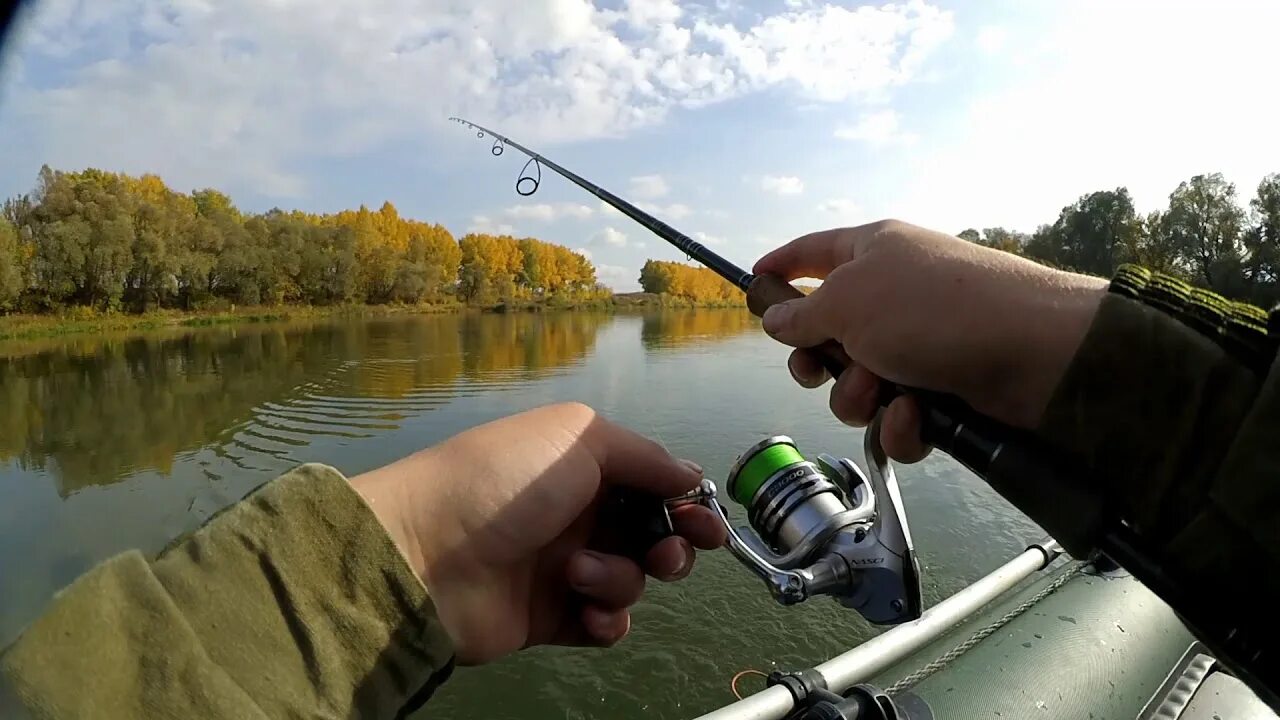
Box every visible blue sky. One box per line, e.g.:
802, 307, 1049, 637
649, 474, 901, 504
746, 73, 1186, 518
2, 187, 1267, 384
1, 0, 1277, 291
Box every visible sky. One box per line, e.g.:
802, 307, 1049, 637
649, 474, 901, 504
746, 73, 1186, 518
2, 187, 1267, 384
0, 0, 1277, 292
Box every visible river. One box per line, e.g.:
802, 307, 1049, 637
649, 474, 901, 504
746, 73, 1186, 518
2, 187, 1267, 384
0, 309, 1044, 718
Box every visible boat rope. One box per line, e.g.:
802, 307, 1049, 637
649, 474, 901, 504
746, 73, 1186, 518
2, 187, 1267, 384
883, 561, 1090, 696
730, 669, 769, 700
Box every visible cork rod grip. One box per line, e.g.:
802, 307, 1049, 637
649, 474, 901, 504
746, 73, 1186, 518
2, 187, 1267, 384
746, 274, 852, 374
746, 273, 907, 407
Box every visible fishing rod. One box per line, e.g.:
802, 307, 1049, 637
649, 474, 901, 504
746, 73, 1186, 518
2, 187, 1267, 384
448, 117, 751, 289
447, 116, 1099, 546
447, 116, 1278, 706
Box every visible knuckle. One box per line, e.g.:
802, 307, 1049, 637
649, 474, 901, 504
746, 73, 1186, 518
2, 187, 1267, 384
868, 218, 907, 234
556, 401, 598, 422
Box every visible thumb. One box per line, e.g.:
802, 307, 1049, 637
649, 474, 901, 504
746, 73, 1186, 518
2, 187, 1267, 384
760, 291, 835, 349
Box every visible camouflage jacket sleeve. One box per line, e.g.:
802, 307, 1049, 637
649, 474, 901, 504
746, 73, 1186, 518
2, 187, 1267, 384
1036, 285, 1280, 659
1, 464, 456, 720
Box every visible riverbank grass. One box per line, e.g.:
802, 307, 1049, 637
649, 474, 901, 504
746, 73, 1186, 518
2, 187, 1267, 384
0, 294, 750, 342
0, 302, 463, 341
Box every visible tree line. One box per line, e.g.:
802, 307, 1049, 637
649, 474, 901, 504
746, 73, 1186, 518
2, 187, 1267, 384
0, 166, 611, 314
9, 165, 1272, 314
958, 171, 1280, 305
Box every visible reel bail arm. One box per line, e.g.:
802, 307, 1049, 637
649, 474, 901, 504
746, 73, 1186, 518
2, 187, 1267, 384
668, 417, 923, 625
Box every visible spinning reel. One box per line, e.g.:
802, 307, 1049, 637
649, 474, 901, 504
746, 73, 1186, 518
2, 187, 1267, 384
668, 418, 923, 625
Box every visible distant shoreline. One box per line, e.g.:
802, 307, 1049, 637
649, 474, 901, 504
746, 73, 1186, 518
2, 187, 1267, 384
0, 294, 749, 342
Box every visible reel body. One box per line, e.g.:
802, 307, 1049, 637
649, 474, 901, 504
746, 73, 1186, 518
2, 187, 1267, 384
673, 420, 923, 625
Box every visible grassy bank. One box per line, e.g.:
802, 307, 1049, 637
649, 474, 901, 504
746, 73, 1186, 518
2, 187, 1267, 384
0, 293, 747, 342
0, 302, 461, 342
611, 292, 748, 309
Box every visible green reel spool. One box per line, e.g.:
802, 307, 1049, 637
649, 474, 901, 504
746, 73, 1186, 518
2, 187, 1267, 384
726, 435, 806, 506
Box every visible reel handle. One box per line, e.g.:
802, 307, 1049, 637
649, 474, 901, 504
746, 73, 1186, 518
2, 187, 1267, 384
596, 486, 676, 561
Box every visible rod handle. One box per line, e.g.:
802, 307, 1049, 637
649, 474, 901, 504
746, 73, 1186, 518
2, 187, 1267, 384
746, 274, 899, 405
746, 274, 854, 379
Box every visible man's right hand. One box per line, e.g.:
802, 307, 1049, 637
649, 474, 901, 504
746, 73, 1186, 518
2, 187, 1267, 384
753, 220, 1109, 462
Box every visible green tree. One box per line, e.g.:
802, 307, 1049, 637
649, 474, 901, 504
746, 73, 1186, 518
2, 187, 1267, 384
639, 259, 672, 294
0, 219, 24, 310
391, 233, 433, 303
978, 227, 1028, 255
1164, 173, 1246, 294
1133, 210, 1182, 275
31, 166, 135, 309
122, 174, 191, 310
1048, 189, 1142, 276
960, 227, 1027, 256
298, 225, 358, 304
191, 189, 241, 222
1242, 173, 1280, 305
253, 210, 304, 304
1023, 224, 1062, 268
211, 217, 263, 305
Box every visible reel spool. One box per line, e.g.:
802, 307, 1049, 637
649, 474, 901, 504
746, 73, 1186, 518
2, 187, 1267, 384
678, 421, 923, 625
727, 436, 861, 555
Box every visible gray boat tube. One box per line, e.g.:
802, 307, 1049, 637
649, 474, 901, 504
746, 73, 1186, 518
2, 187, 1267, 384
693, 539, 1063, 720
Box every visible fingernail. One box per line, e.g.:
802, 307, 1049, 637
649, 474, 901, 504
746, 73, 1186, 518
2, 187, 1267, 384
668, 542, 691, 579
787, 353, 815, 386
678, 458, 703, 475
571, 552, 606, 586
762, 303, 791, 334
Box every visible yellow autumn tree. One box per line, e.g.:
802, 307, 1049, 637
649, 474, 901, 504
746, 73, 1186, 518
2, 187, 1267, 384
459, 233, 524, 304
638, 259, 743, 305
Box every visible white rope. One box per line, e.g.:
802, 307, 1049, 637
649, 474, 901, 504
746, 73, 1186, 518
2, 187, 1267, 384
884, 562, 1088, 696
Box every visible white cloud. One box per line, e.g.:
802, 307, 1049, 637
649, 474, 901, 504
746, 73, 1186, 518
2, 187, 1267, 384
596, 263, 634, 291
629, 174, 669, 199
574, 247, 594, 261
975, 25, 1006, 55
598, 200, 622, 216
625, 0, 681, 27
759, 175, 805, 196
635, 240, 647, 249
703, 208, 730, 220
594, 226, 628, 247
0, 0, 954, 198
693, 230, 726, 247
818, 198, 861, 218
834, 110, 918, 146
695, 3, 954, 103
468, 215, 516, 235
502, 202, 595, 221
637, 201, 692, 220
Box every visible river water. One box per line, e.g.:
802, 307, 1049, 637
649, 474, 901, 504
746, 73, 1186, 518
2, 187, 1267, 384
0, 310, 1043, 718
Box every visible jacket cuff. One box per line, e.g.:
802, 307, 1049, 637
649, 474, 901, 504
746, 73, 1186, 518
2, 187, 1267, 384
150, 462, 456, 717
1035, 293, 1260, 541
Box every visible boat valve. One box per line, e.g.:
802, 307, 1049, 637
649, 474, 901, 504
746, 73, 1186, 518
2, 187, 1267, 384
668, 417, 923, 625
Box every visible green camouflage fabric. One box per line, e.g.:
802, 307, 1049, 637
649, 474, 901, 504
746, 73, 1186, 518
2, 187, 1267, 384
1, 464, 455, 719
